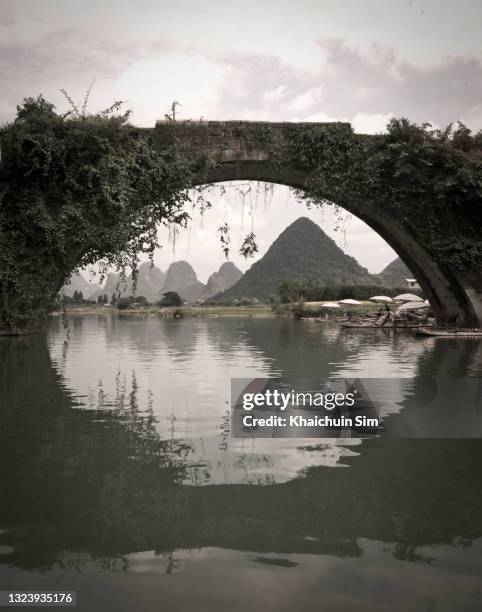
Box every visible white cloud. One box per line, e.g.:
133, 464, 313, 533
305, 111, 347, 122
115, 54, 227, 125
288, 86, 324, 112
1, 3, 479, 279
351, 112, 394, 134
263, 84, 288, 104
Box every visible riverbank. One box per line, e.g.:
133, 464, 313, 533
1, 301, 422, 335
55, 304, 276, 318
274, 301, 382, 319
55, 301, 383, 321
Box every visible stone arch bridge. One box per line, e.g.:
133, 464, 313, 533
148, 120, 482, 327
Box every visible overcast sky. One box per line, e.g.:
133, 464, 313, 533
1, 0, 481, 279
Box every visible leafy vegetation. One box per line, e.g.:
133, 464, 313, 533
0, 95, 192, 330
1, 102, 480, 330
159, 291, 182, 307
278, 281, 421, 303
116, 295, 148, 309
276, 119, 482, 270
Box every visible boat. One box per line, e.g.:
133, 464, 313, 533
416, 328, 482, 338
341, 322, 429, 329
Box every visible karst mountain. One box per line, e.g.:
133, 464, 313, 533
374, 256, 414, 287
216, 217, 374, 300
62, 219, 415, 303
63, 261, 242, 303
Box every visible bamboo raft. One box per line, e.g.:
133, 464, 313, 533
341, 322, 429, 329
416, 328, 482, 338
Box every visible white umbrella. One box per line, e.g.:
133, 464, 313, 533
369, 295, 393, 303
393, 293, 424, 302
397, 301, 430, 312
321, 302, 341, 308
338, 299, 362, 305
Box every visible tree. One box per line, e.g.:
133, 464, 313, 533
0, 95, 193, 330
159, 291, 182, 307
116, 297, 134, 310
133, 296, 148, 307
103, 294, 109, 304
110, 294, 117, 306
72, 290, 83, 305
284, 119, 482, 272
2, 100, 480, 331
97, 295, 103, 305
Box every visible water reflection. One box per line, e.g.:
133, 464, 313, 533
1, 317, 482, 610
47, 317, 482, 477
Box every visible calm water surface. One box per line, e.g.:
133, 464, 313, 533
1, 315, 482, 611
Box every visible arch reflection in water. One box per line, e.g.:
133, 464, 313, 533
1, 316, 482, 611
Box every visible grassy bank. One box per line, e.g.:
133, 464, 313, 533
56, 301, 384, 320
273, 301, 383, 319
57, 304, 276, 318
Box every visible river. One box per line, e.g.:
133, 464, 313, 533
1, 315, 481, 611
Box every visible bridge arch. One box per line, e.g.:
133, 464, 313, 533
198, 168, 480, 327
150, 120, 482, 326
1, 111, 480, 331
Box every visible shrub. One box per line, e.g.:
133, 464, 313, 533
158, 291, 182, 307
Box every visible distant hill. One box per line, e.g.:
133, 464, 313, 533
61, 272, 101, 299
216, 217, 374, 300
89, 263, 166, 303
162, 261, 205, 302
375, 257, 414, 286
201, 262, 243, 299
89, 273, 121, 302
132, 262, 166, 302
65, 261, 239, 304
116, 262, 166, 303
67, 227, 388, 304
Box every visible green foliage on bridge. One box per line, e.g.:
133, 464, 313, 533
0, 98, 480, 330
277, 119, 482, 270
0, 96, 193, 330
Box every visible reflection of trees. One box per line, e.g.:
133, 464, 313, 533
0, 335, 192, 571
101, 316, 208, 362
1, 328, 482, 574
379, 337, 482, 437
91, 316, 347, 377
415, 336, 482, 377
